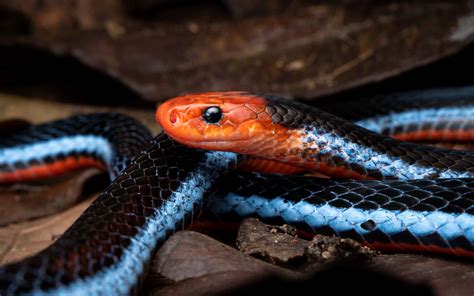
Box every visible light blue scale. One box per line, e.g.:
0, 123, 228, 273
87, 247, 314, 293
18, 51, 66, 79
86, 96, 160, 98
32, 151, 238, 296
299, 125, 474, 179
0, 135, 114, 166
210, 194, 474, 243
355, 106, 474, 134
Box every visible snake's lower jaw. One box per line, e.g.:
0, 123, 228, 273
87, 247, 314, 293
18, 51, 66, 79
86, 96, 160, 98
171, 137, 249, 153
156, 104, 172, 131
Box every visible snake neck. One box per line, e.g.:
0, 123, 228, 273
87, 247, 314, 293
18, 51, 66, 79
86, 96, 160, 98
295, 124, 474, 180
255, 99, 474, 180
0, 134, 240, 295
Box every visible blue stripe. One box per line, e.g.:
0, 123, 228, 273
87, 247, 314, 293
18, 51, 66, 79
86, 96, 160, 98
211, 193, 474, 244
355, 105, 474, 134
0, 135, 113, 167
40, 151, 238, 296
299, 126, 474, 179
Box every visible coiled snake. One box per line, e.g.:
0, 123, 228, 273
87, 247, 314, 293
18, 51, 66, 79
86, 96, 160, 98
1, 87, 474, 294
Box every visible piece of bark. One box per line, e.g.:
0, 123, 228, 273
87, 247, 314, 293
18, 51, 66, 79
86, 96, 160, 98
305, 234, 376, 264
236, 218, 375, 266
2, 1, 473, 101
235, 218, 472, 295
213, 264, 432, 295
236, 218, 310, 265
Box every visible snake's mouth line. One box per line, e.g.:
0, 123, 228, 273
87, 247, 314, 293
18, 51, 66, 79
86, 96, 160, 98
163, 132, 250, 147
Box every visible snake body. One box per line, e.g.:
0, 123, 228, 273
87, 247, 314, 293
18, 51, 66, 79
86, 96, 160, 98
1, 132, 238, 295
0, 113, 152, 183
157, 92, 474, 180
209, 172, 474, 257
316, 86, 474, 142
0, 89, 474, 294
157, 91, 474, 256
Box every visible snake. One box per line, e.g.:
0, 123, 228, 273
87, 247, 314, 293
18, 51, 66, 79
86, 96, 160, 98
0, 88, 472, 294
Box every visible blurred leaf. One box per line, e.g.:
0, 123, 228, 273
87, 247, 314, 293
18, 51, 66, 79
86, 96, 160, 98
147, 230, 304, 295
2, 1, 473, 101
0, 169, 100, 226
0, 193, 94, 264
369, 254, 474, 296
0, 0, 124, 34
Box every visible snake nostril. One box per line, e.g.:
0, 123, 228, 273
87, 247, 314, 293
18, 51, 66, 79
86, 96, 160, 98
169, 110, 177, 124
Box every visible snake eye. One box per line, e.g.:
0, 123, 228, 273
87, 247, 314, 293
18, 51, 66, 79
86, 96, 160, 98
202, 106, 223, 124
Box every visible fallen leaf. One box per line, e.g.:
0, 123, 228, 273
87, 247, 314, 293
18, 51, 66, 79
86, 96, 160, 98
0, 92, 160, 133
150, 230, 302, 282
369, 254, 474, 296
223, 0, 289, 18
0, 0, 125, 34
0, 193, 94, 264
147, 230, 433, 296
0, 169, 101, 225
2, 1, 473, 101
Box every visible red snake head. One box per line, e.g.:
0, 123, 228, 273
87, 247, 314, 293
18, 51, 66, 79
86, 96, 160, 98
156, 92, 295, 154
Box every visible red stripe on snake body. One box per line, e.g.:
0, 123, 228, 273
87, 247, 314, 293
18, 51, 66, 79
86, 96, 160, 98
0, 156, 105, 183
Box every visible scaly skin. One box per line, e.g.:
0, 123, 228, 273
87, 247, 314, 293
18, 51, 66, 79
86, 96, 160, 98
156, 92, 328, 176
0, 113, 152, 184
156, 92, 474, 180
315, 86, 474, 143
156, 91, 474, 258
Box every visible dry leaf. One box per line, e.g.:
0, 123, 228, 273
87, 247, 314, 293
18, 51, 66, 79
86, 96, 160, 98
0, 169, 100, 225
0, 194, 94, 264
0, 0, 125, 34
0, 92, 160, 133
369, 254, 474, 296
147, 230, 304, 295
2, 1, 473, 101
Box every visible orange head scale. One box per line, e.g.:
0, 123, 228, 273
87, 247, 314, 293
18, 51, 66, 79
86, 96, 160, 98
157, 92, 377, 180
156, 92, 302, 159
